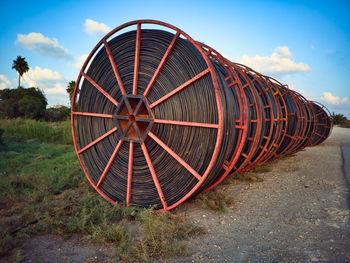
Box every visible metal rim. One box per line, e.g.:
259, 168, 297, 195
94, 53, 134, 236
195, 42, 249, 191
308, 101, 333, 146
71, 20, 224, 211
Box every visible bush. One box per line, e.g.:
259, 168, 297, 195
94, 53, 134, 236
331, 112, 348, 125
0, 87, 47, 119
44, 106, 70, 122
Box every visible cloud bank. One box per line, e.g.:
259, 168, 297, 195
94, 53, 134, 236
23, 66, 67, 95
0, 74, 12, 90
84, 19, 110, 36
240, 46, 311, 75
15, 32, 72, 60
320, 92, 348, 105
73, 54, 89, 70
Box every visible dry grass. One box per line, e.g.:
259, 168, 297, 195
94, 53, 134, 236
0, 127, 204, 263
192, 188, 234, 213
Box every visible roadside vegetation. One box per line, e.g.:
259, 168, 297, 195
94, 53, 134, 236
331, 112, 350, 128
0, 122, 204, 262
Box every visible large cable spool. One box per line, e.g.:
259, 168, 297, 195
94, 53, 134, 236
72, 20, 231, 211
71, 20, 332, 211
308, 101, 332, 146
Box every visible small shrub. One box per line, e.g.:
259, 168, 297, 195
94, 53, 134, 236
230, 173, 263, 182
44, 106, 70, 122
193, 188, 234, 212
0, 87, 47, 119
331, 112, 347, 125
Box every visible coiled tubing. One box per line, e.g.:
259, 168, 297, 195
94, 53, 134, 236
71, 20, 332, 211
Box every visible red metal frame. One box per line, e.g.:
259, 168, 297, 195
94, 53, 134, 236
143, 32, 180, 97
148, 132, 202, 180
141, 142, 167, 209
308, 101, 332, 146
149, 68, 210, 109
71, 20, 224, 212
73, 112, 113, 118
78, 127, 117, 154
126, 141, 133, 206
228, 62, 263, 174
153, 118, 219, 128
71, 19, 331, 212
133, 23, 141, 95
82, 72, 119, 107
195, 42, 249, 192
234, 64, 275, 171
103, 39, 126, 95
96, 140, 123, 187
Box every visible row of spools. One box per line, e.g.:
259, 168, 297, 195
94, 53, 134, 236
72, 20, 333, 211
197, 42, 333, 191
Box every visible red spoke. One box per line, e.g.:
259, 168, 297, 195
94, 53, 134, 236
103, 39, 126, 95
133, 23, 141, 95
82, 72, 119, 107
148, 132, 202, 180
126, 141, 134, 206
141, 143, 167, 209
154, 119, 218, 129
78, 127, 117, 154
314, 131, 326, 139
150, 68, 210, 109
73, 112, 113, 118
143, 32, 180, 97
314, 111, 325, 118
96, 140, 123, 187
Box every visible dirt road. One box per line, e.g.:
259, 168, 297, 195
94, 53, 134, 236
170, 126, 350, 262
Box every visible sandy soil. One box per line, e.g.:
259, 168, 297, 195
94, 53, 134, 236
4, 127, 350, 263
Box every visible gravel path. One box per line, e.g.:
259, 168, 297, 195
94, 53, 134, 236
169, 126, 350, 262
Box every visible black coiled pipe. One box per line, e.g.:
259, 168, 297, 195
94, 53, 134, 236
71, 20, 332, 211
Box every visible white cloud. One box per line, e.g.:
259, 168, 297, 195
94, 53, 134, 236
22, 66, 67, 95
239, 46, 311, 75
0, 74, 12, 90
73, 54, 89, 70
320, 92, 348, 105
45, 83, 67, 94
15, 32, 73, 60
84, 19, 110, 36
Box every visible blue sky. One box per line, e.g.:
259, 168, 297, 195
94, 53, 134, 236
0, 0, 349, 117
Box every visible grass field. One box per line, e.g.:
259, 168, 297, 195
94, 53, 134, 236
0, 118, 72, 145
0, 119, 205, 262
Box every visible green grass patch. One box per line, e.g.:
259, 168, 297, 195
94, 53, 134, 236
0, 133, 203, 262
0, 118, 72, 145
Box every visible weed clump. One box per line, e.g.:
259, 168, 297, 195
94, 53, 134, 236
193, 188, 234, 212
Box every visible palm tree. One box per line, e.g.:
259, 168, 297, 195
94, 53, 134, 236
66, 80, 77, 105
12, 56, 29, 88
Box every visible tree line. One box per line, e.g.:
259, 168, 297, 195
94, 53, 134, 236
0, 56, 75, 121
